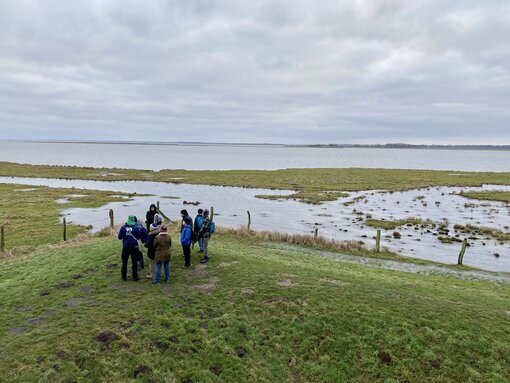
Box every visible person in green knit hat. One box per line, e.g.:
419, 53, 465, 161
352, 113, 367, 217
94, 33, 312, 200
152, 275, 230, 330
118, 214, 148, 281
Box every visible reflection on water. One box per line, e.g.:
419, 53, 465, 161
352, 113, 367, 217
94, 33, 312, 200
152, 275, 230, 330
1, 176, 509, 272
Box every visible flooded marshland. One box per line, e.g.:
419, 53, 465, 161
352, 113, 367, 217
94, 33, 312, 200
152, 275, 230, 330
1, 176, 509, 272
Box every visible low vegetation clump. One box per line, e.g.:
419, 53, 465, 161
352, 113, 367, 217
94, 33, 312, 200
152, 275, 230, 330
364, 217, 434, 230
453, 224, 510, 242
2, 161, 510, 203
459, 190, 510, 203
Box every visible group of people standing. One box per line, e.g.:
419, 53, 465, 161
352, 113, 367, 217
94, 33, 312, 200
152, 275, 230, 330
117, 205, 214, 284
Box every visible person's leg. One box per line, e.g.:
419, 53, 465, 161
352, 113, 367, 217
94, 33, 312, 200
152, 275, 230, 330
138, 249, 144, 270
121, 248, 129, 280
130, 248, 139, 280
200, 237, 209, 263
164, 262, 170, 282
198, 237, 204, 252
154, 262, 162, 283
147, 258, 155, 278
183, 245, 191, 267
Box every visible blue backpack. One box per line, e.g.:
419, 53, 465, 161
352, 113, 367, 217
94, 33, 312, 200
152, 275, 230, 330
210, 221, 215, 234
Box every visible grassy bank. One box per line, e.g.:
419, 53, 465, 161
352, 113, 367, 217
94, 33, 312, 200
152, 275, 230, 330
459, 191, 510, 203
1, 229, 510, 382
0, 183, 138, 251
2, 161, 510, 203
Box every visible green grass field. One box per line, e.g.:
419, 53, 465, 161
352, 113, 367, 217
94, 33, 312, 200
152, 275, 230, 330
1, 229, 510, 382
459, 191, 510, 203
2, 161, 510, 203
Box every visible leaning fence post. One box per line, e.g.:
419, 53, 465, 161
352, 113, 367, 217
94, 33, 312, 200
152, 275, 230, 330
247, 210, 251, 230
314, 227, 318, 239
63, 217, 67, 241
157, 200, 160, 212
0, 225, 5, 253
109, 209, 114, 228
458, 239, 468, 265
376, 229, 381, 253
210, 206, 214, 221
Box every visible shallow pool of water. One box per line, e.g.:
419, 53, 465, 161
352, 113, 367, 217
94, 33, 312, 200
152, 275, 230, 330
1, 176, 509, 272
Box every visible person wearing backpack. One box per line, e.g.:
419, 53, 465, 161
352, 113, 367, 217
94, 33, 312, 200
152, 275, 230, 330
198, 209, 214, 264
194, 209, 204, 252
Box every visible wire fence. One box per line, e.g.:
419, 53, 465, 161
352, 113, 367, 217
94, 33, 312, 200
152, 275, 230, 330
1, 205, 507, 266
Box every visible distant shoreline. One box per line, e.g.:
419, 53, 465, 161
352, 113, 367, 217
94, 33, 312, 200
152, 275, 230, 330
1, 139, 509, 151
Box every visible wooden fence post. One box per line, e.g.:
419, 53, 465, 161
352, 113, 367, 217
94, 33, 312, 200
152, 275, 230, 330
314, 227, 318, 239
376, 229, 381, 253
210, 206, 214, 221
63, 217, 67, 241
157, 201, 160, 212
0, 225, 5, 253
247, 210, 251, 230
109, 209, 114, 228
458, 239, 468, 265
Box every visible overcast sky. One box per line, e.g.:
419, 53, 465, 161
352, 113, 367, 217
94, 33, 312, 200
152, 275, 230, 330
0, 1, 509, 144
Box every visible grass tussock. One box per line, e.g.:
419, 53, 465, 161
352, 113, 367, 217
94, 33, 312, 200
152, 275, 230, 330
218, 225, 368, 253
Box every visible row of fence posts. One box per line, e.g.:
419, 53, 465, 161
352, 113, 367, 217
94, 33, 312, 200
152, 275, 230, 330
0, 204, 469, 265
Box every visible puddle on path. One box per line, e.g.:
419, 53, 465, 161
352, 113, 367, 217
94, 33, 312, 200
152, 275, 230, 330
0, 176, 509, 272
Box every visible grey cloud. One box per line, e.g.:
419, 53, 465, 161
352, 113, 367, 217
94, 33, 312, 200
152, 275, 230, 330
0, 0, 508, 144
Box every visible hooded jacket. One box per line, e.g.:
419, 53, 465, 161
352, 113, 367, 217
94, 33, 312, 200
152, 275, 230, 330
181, 224, 192, 246
146, 204, 157, 228
154, 232, 172, 263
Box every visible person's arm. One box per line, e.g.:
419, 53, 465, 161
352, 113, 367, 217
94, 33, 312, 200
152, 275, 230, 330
118, 226, 125, 240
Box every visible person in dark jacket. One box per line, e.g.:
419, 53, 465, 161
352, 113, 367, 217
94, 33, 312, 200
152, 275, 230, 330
181, 216, 193, 268
118, 215, 148, 281
144, 223, 160, 279
146, 204, 158, 231
198, 209, 212, 264
194, 209, 204, 252
180, 209, 192, 233
134, 216, 148, 270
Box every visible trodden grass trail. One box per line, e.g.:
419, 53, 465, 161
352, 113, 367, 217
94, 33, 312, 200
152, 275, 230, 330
1, 228, 510, 382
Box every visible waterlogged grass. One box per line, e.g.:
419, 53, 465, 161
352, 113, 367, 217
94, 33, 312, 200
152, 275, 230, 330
2, 161, 510, 203
0, 184, 135, 251
454, 224, 510, 242
1, 230, 510, 382
459, 191, 510, 203
365, 218, 434, 230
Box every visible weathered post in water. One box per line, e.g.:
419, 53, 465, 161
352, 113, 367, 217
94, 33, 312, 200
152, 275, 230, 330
157, 201, 160, 212
210, 206, 214, 221
314, 227, 318, 239
247, 210, 251, 230
63, 217, 67, 241
109, 209, 114, 228
0, 225, 5, 253
376, 230, 381, 253
458, 239, 468, 265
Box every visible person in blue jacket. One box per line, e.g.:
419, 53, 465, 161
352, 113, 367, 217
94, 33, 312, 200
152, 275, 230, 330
181, 216, 193, 268
118, 214, 148, 281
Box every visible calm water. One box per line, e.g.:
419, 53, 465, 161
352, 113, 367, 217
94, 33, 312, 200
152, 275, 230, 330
1, 141, 509, 171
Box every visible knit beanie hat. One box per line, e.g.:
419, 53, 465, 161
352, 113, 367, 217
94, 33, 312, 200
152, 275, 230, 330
203, 209, 209, 218
126, 215, 136, 226
150, 223, 159, 231
154, 213, 162, 225
160, 225, 168, 232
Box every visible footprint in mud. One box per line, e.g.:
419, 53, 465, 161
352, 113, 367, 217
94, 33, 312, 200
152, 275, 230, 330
27, 317, 43, 326
9, 326, 27, 334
